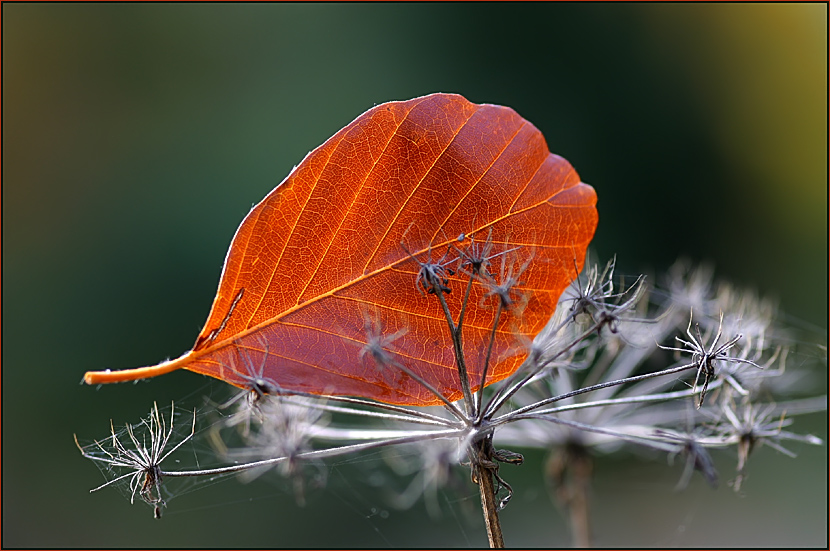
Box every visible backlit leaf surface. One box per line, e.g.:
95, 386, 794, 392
85, 93, 598, 405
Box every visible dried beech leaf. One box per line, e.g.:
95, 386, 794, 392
85, 93, 598, 405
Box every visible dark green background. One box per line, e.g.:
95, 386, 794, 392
3, 3, 826, 547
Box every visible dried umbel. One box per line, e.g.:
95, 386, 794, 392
75, 402, 196, 519
77, 256, 826, 547
76, 95, 823, 547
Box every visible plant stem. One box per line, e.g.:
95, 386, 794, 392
566, 448, 592, 548
472, 439, 505, 548
548, 443, 592, 547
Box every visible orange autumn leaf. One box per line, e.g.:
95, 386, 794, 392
85, 93, 598, 405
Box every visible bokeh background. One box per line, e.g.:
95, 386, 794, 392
3, 3, 827, 547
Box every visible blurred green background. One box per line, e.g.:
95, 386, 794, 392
3, 3, 826, 547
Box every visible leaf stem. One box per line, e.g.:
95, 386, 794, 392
84, 352, 192, 384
